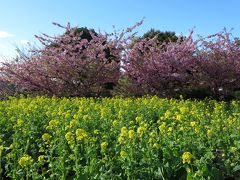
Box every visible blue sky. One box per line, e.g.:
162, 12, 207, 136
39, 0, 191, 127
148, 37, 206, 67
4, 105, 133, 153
0, 0, 240, 61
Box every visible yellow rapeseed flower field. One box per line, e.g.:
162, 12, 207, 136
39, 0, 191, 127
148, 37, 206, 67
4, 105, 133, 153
0, 96, 239, 179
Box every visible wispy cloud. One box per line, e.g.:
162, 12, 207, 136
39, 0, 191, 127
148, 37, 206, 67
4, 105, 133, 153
0, 42, 16, 62
20, 39, 30, 45
0, 43, 6, 49
0, 31, 14, 38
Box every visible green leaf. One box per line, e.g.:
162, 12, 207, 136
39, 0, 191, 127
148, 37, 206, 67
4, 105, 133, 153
186, 172, 194, 180
233, 165, 240, 172
202, 164, 209, 177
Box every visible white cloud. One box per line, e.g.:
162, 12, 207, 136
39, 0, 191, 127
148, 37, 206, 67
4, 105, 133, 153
0, 31, 13, 38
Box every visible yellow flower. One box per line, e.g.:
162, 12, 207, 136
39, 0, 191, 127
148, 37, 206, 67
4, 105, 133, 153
194, 127, 199, 133
47, 119, 59, 129
120, 127, 128, 137
65, 132, 75, 143
76, 128, 87, 141
73, 113, 79, 119
207, 129, 213, 137
101, 108, 111, 119
190, 121, 197, 127
120, 150, 127, 158
117, 110, 124, 119
118, 136, 125, 144
42, 133, 51, 141
137, 127, 146, 137
168, 127, 173, 132
159, 123, 167, 134
38, 155, 45, 163
128, 130, 135, 139
112, 120, 118, 127
129, 121, 134, 126
164, 111, 171, 118
153, 143, 160, 148
176, 114, 183, 121
182, 152, 193, 164
102, 156, 108, 163
179, 106, 188, 114
69, 119, 77, 128
17, 119, 24, 127
18, 154, 33, 167
64, 112, 71, 119
143, 123, 149, 128
101, 142, 108, 151
135, 116, 142, 122
39, 148, 44, 153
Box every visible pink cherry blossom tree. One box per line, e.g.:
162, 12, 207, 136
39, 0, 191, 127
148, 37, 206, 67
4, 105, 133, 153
122, 32, 198, 98
122, 29, 240, 100
194, 29, 240, 100
0, 22, 138, 97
